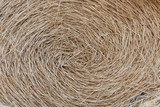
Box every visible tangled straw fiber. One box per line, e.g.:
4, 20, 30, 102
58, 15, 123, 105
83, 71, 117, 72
0, 0, 160, 106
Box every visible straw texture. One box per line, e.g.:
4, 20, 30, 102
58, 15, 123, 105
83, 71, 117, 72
0, 0, 160, 106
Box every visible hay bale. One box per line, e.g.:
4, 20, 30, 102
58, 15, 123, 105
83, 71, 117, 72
0, 0, 160, 106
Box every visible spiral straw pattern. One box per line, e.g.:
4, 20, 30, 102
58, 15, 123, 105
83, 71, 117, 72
0, 0, 160, 106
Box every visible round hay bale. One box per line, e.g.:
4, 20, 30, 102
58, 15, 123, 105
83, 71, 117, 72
0, 0, 160, 106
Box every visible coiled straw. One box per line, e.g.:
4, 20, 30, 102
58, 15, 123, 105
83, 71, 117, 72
0, 0, 160, 106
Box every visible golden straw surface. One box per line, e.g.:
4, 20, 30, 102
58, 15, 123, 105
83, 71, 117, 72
0, 0, 160, 106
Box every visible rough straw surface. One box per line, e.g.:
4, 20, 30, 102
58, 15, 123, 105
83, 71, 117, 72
0, 0, 160, 107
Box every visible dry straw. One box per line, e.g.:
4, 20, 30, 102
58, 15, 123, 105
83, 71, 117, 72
0, 0, 160, 106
